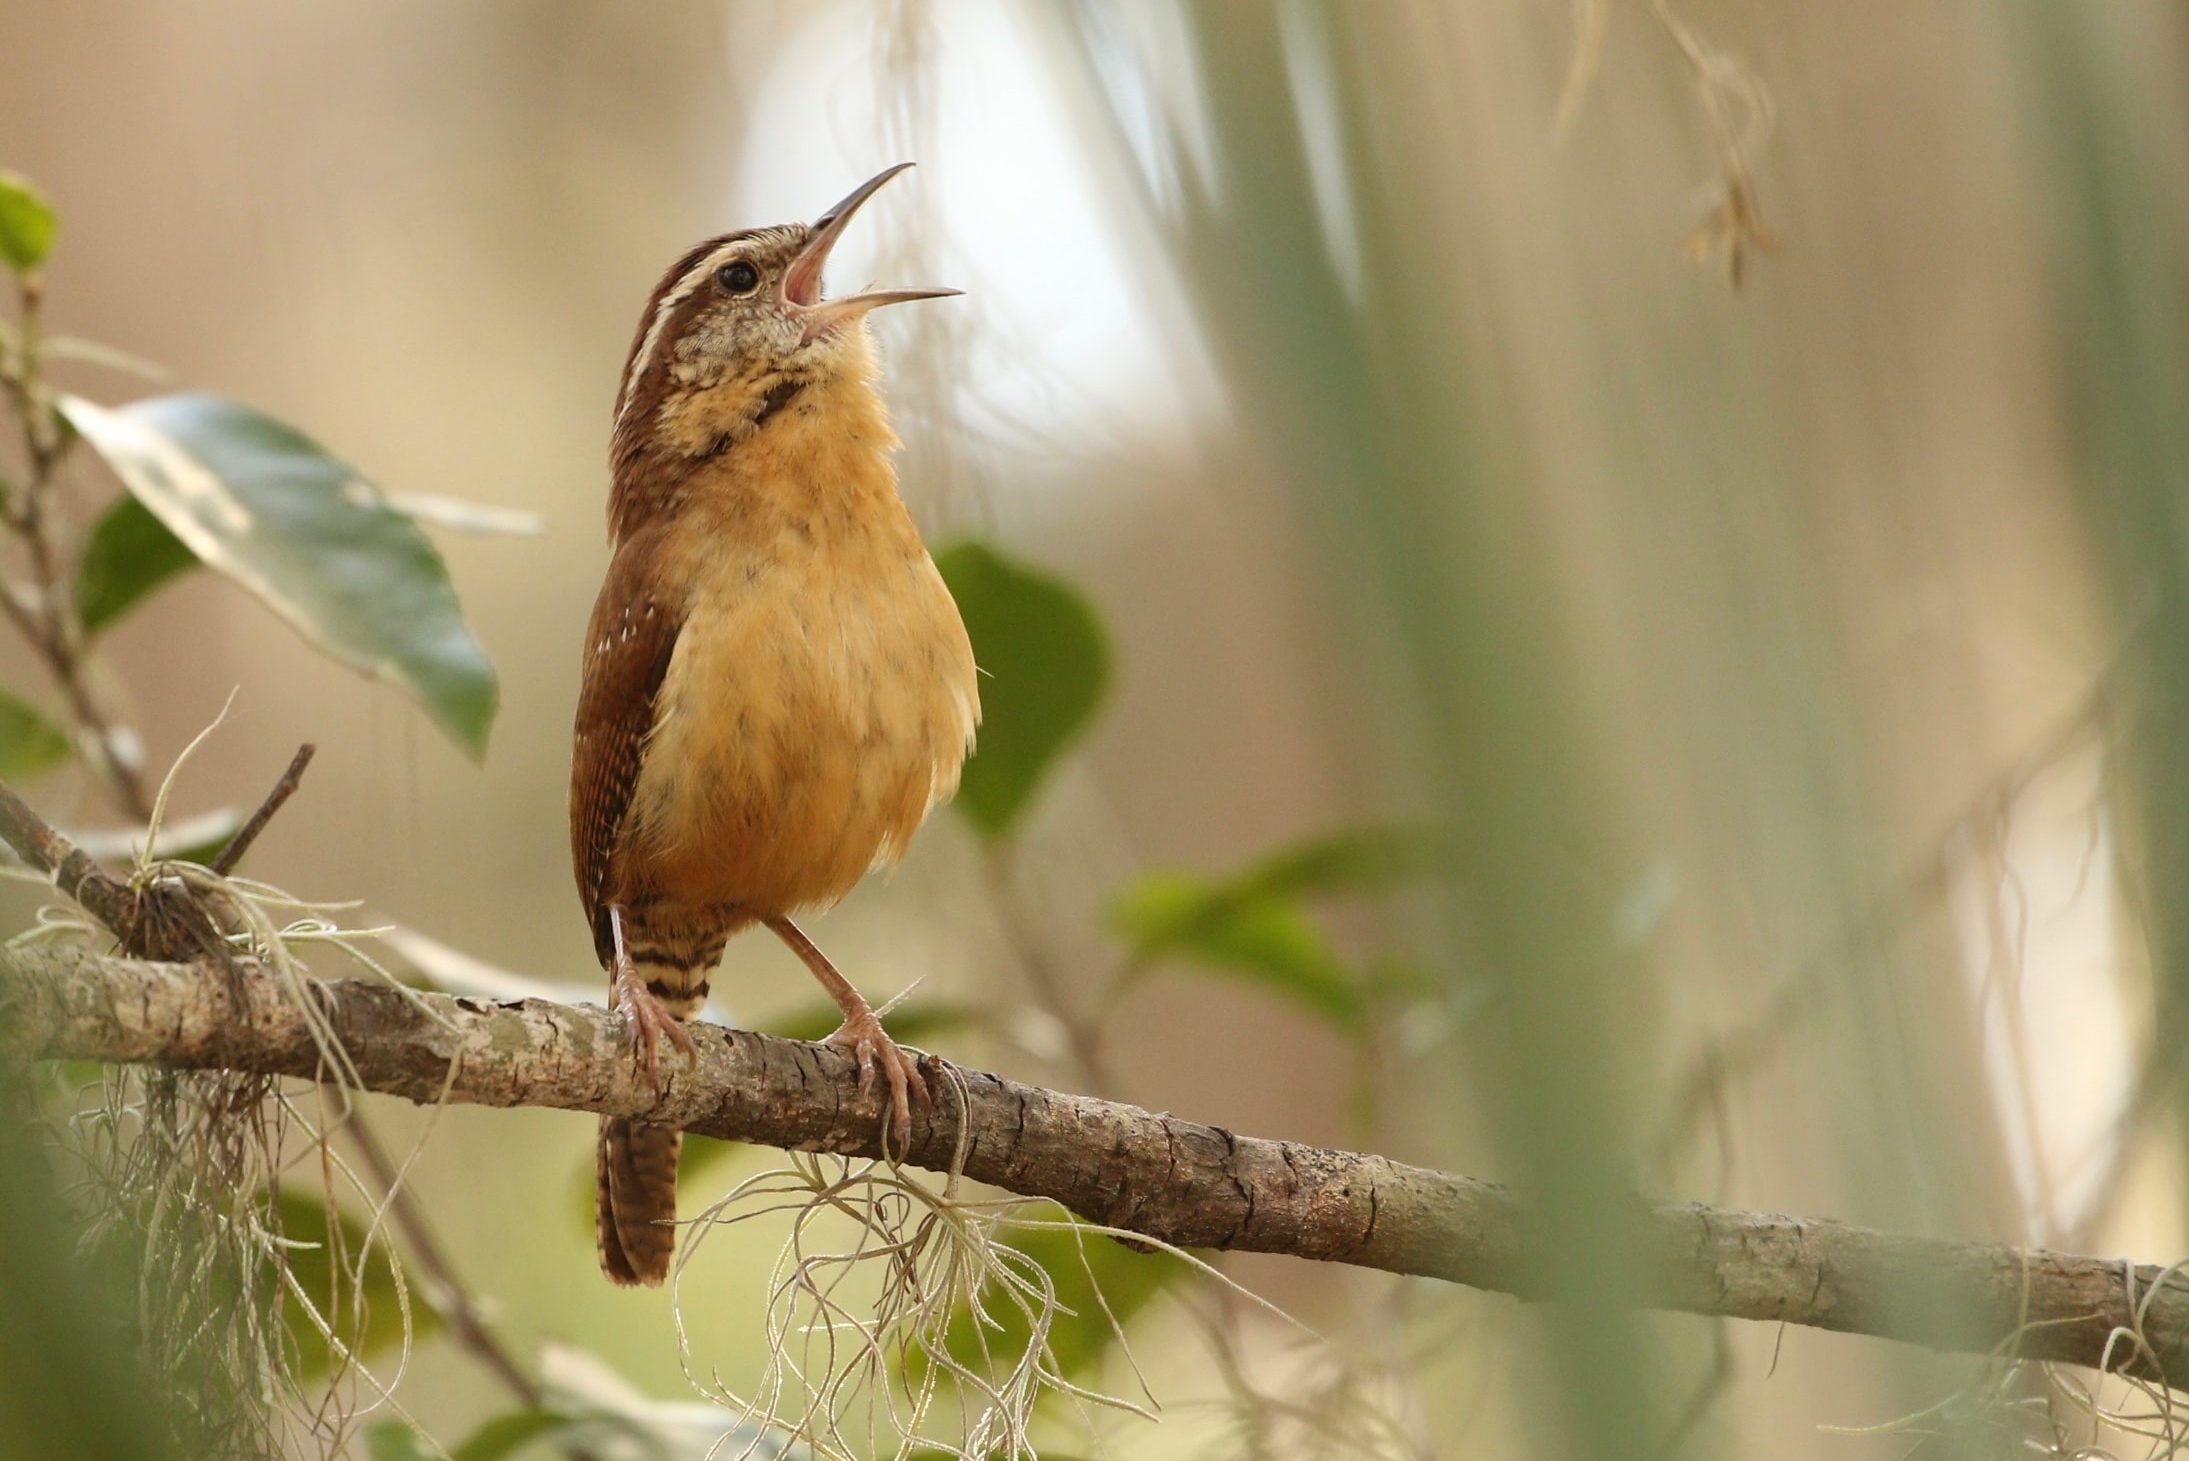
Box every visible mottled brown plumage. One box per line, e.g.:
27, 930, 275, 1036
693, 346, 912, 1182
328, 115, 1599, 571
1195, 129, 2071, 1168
572, 166, 976, 1286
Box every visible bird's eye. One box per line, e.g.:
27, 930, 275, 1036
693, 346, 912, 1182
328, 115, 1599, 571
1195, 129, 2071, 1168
715, 260, 761, 296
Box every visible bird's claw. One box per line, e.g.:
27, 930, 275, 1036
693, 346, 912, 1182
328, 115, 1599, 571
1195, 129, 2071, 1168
826, 1011, 924, 1155
616, 974, 696, 1095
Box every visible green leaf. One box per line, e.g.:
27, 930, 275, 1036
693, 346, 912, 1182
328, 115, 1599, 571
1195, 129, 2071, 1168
450, 1407, 578, 1461
75, 494, 197, 635
933, 541, 1110, 838
365, 1423, 436, 1461
60, 393, 500, 758
1241, 825, 1443, 898
1106, 826, 1440, 1031
279, 1187, 439, 1382
0, 172, 57, 272
77, 488, 531, 640
0, 690, 71, 780
1112, 871, 1365, 1029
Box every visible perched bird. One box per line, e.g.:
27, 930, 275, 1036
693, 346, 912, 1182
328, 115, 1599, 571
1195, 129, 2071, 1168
570, 164, 978, 1286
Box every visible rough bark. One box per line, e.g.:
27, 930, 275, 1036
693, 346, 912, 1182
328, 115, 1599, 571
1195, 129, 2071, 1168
7, 942, 2186, 1386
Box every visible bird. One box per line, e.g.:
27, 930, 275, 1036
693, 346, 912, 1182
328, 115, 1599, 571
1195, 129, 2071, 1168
570, 164, 978, 1287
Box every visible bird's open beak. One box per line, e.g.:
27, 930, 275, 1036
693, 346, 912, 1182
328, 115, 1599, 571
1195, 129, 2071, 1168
783, 163, 960, 343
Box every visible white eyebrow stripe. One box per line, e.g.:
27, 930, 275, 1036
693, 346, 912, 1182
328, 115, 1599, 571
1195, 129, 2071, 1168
613, 239, 749, 429
612, 225, 806, 433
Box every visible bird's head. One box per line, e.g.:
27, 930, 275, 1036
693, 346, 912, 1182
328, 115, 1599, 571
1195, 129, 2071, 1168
610, 163, 955, 466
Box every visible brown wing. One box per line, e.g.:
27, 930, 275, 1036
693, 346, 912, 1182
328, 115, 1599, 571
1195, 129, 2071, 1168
570, 528, 684, 966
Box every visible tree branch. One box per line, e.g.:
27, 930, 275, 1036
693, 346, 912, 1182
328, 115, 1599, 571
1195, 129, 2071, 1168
7, 941, 2185, 1387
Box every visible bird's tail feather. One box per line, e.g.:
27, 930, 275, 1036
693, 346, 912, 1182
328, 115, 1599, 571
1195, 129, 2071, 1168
597, 1115, 681, 1286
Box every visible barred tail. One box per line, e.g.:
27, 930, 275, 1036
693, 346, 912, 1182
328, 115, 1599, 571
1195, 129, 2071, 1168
597, 1116, 681, 1286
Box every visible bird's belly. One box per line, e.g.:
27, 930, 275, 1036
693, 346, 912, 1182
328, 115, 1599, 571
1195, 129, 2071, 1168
624, 545, 975, 916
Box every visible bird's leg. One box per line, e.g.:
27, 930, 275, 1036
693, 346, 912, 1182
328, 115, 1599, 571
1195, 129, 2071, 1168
608, 904, 696, 1092
764, 914, 924, 1153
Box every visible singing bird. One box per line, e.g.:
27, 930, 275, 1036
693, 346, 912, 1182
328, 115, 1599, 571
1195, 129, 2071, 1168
571, 165, 978, 1286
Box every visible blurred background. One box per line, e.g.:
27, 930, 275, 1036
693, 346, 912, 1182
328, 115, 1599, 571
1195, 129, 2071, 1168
5, 0, 2189, 1456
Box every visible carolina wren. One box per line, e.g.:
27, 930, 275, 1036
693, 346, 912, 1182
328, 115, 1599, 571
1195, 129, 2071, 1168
571, 164, 978, 1286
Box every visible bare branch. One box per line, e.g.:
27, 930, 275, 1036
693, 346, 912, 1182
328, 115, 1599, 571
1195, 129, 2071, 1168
213, 743, 316, 875
0, 773, 146, 938
1, 268, 154, 821
0, 774, 226, 963
7, 942, 2187, 1387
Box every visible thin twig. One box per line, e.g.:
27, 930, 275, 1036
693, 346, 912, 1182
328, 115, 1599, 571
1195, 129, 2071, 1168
214, 743, 317, 875
0, 770, 149, 940
0, 269, 153, 820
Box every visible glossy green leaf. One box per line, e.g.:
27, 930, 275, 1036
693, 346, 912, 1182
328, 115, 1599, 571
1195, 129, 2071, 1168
76, 488, 532, 639
1112, 870, 1365, 1029
60, 393, 499, 758
0, 691, 71, 780
934, 541, 1110, 838
75, 494, 196, 635
0, 172, 57, 272
279, 1187, 439, 1382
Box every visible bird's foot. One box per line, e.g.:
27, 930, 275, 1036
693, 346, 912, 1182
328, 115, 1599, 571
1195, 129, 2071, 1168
612, 960, 697, 1094
825, 1008, 924, 1156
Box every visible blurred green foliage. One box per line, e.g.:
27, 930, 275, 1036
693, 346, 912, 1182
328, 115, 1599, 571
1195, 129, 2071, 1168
935, 541, 1110, 838
0, 171, 55, 272
1111, 826, 1440, 1031
278, 1185, 440, 1382
0, 687, 70, 779
1114, 870, 1360, 1030
0, 1090, 176, 1458
1055, 5, 1678, 1452
369, 1407, 586, 1461
2013, 5, 2189, 1141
